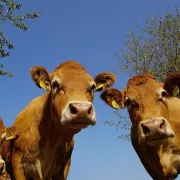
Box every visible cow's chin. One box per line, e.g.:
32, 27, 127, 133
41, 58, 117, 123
61, 120, 96, 129
69, 124, 89, 130
139, 135, 174, 146
60, 122, 95, 134
146, 137, 169, 146
60, 117, 96, 133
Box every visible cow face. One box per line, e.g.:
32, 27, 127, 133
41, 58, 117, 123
101, 73, 180, 146
30, 61, 116, 132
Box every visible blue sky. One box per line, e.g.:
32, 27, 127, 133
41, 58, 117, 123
1, 0, 180, 179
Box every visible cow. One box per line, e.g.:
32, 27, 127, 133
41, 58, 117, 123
0, 119, 10, 180
100, 73, 180, 179
3, 60, 116, 180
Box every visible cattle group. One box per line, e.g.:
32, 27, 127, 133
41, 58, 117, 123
0, 60, 180, 180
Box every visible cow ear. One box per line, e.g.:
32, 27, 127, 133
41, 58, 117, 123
100, 88, 124, 109
94, 72, 116, 92
5, 126, 19, 140
164, 73, 180, 97
30, 66, 51, 91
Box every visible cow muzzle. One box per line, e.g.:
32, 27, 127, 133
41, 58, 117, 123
61, 101, 96, 129
138, 117, 175, 146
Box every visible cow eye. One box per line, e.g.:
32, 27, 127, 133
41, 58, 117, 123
124, 97, 139, 108
124, 97, 132, 106
161, 91, 168, 98
159, 90, 168, 101
51, 80, 60, 90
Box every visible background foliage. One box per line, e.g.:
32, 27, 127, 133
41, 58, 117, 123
0, 0, 41, 76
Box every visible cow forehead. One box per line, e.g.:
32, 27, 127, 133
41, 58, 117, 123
54, 60, 88, 73
127, 73, 156, 86
125, 74, 163, 98
52, 61, 94, 85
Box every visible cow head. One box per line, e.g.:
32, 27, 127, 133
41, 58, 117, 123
100, 73, 180, 146
30, 61, 116, 133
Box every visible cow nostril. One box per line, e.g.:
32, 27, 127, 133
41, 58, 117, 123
142, 124, 150, 135
69, 104, 77, 115
87, 105, 92, 115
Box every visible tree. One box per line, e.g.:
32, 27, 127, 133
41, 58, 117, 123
117, 6, 180, 81
0, 0, 41, 76
104, 6, 180, 140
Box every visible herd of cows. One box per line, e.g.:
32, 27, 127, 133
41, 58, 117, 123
0, 60, 180, 180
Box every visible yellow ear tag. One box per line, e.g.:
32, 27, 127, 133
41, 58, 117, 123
112, 100, 120, 109
39, 81, 47, 90
5, 129, 17, 140
95, 84, 104, 90
173, 86, 179, 97
5, 135, 16, 140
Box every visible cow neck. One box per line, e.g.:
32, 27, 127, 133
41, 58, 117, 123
41, 93, 75, 144
155, 139, 180, 176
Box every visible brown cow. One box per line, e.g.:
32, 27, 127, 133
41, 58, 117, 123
100, 73, 180, 179
3, 60, 116, 180
0, 119, 10, 180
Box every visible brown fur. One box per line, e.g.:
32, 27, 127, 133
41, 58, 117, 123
0, 119, 5, 142
0, 174, 10, 180
3, 60, 116, 180
101, 73, 180, 179
127, 73, 155, 86
55, 61, 87, 72
0, 119, 10, 180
